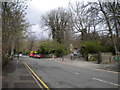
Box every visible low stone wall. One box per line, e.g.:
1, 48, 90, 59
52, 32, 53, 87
87, 52, 119, 63
101, 53, 112, 63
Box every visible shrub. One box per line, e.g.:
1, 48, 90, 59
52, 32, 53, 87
80, 41, 112, 57
38, 40, 66, 57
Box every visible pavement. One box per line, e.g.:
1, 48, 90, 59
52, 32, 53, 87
50, 55, 120, 73
2, 58, 40, 88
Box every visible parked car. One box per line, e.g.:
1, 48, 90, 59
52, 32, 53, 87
34, 54, 41, 58
29, 53, 34, 57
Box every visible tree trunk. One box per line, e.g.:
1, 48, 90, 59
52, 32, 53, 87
10, 37, 15, 56
99, 2, 113, 39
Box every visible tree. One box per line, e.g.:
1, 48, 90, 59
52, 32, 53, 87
2, 2, 29, 66
68, 2, 100, 41
91, 1, 120, 54
41, 7, 72, 44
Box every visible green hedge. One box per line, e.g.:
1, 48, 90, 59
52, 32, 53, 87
38, 40, 66, 57
80, 41, 113, 57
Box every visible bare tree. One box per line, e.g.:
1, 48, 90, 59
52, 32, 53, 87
68, 2, 97, 41
88, 1, 120, 54
41, 7, 72, 44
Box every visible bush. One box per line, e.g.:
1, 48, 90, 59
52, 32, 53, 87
38, 40, 66, 57
80, 41, 112, 57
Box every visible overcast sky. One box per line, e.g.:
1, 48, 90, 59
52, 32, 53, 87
25, 0, 79, 24
25, 0, 94, 40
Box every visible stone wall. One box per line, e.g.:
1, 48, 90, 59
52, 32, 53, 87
101, 53, 112, 63
87, 52, 119, 63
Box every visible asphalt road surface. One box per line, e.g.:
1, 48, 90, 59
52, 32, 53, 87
21, 56, 119, 89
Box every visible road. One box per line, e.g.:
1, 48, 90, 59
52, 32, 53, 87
21, 56, 119, 88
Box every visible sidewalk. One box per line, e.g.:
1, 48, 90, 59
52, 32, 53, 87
2, 58, 39, 88
52, 56, 120, 72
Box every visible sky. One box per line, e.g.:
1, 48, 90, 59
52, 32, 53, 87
25, 0, 79, 24
25, 0, 87, 40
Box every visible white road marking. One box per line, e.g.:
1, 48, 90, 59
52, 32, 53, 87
93, 78, 120, 86
75, 72, 79, 75
64, 69, 80, 75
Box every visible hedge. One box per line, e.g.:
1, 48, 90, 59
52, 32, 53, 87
37, 40, 66, 57
80, 41, 113, 57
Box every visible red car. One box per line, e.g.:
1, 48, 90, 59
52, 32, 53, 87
34, 54, 41, 58
29, 53, 34, 57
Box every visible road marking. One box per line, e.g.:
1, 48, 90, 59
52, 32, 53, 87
75, 72, 79, 75
93, 78, 120, 86
25, 65, 43, 88
62, 68, 80, 75
31, 71, 43, 88
22, 61, 50, 90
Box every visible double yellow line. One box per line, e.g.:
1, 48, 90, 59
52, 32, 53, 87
22, 61, 50, 90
